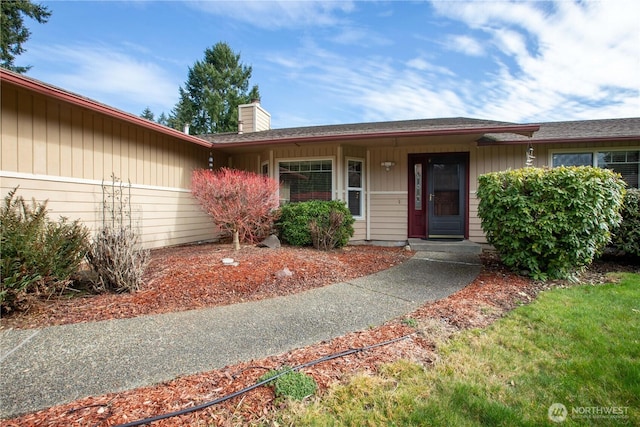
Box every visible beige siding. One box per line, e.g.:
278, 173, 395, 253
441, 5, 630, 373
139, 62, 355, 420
1, 82, 220, 249
369, 193, 408, 241
1, 84, 211, 188
352, 219, 366, 240
0, 174, 217, 249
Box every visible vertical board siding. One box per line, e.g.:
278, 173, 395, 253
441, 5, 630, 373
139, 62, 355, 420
1, 83, 218, 249
1, 84, 211, 187
369, 193, 408, 241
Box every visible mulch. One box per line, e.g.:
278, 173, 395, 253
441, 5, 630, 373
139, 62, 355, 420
1, 245, 637, 426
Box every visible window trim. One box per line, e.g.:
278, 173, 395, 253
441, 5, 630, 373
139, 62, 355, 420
346, 157, 365, 219
276, 156, 336, 204
549, 147, 640, 188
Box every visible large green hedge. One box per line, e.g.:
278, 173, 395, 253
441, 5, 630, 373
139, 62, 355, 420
477, 167, 626, 280
276, 200, 354, 249
611, 188, 640, 257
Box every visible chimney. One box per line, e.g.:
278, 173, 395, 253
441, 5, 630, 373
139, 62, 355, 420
238, 100, 271, 133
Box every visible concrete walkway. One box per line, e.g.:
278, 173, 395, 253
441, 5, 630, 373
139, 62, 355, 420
0, 251, 481, 419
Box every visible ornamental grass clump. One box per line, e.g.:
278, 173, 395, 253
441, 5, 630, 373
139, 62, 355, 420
477, 166, 626, 280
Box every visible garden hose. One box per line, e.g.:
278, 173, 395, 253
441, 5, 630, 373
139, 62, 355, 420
113, 334, 412, 427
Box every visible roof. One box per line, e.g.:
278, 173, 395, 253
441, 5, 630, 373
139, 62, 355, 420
202, 117, 540, 147
0, 68, 212, 148
479, 117, 640, 145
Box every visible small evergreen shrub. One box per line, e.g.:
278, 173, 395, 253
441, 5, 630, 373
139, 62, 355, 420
258, 367, 318, 401
1, 188, 89, 312
276, 200, 354, 249
611, 188, 640, 257
477, 166, 626, 280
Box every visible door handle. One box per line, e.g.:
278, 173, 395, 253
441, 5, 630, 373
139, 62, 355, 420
429, 193, 434, 201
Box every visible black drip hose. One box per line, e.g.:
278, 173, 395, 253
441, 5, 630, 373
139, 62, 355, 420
114, 334, 412, 427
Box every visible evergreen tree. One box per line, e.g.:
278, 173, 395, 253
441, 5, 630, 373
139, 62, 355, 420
140, 107, 155, 121
1, 0, 51, 73
169, 42, 259, 135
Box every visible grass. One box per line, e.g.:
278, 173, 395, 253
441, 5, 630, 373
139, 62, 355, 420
276, 273, 640, 426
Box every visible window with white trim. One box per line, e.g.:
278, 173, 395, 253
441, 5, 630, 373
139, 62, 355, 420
551, 149, 639, 188
278, 159, 333, 204
347, 159, 364, 217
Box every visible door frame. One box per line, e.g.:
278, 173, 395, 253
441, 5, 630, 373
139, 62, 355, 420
407, 152, 470, 239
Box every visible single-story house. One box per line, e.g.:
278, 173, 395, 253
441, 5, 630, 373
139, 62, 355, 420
2, 68, 639, 248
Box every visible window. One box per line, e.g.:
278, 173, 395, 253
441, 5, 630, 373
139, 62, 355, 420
347, 159, 364, 217
261, 161, 269, 176
551, 149, 639, 188
278, 159, 333, 204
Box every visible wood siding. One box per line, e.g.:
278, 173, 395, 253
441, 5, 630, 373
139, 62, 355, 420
1, 82, 218, 248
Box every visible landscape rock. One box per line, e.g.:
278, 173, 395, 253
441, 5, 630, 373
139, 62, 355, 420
257, 234, 281, 249
275, 267, 293, 279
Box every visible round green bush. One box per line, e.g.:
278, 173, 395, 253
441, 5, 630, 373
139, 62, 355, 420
258, 367, 317, 401
477, 166, 626, 280
612, 188, 640, 257
276, 200, 354, 248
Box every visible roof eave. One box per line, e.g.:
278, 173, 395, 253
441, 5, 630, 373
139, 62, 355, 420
0, 69, 213, 149
212, 125, 540, 149
477, 135, 640, 146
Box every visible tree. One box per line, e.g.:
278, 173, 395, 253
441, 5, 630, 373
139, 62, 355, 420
169, 42, 260, 135
140, 107, 155, 121
191, 168, 279, 251
1, 0, 51, 73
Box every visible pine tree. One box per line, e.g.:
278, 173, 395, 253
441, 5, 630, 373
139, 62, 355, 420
169, 42, 259, 135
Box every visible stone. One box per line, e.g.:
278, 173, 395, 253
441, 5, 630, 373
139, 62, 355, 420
275, 267, 293, 279
257, 234, 281, 249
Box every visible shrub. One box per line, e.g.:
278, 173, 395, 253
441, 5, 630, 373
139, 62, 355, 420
1, 187, 89, 312
86, 176, 149, 293
191, 168, 279, 250
611, 188, 640, 257
477, 166, 626, 280
276, 200, 354, 249
258, 367, 318, 401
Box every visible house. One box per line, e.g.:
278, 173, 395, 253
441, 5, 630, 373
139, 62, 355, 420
2, 68, 639, 248
205, 104, 640, 245
0, 68, 216, 249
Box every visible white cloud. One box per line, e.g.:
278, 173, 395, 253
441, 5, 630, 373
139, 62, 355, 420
442, 34, 486, 56
25, 44, 180, 115
189, 0, 355, 29
430, 0, 640, 121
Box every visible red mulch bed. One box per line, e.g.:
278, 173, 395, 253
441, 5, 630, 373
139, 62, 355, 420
2, 245, 637, 426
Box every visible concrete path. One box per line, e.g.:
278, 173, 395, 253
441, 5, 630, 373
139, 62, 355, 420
0, 251, 481, 418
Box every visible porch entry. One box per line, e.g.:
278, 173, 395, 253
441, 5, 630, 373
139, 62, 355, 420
408, 153, 468, 239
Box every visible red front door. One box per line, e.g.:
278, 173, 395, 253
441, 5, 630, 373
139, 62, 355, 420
408, 153, 468, 239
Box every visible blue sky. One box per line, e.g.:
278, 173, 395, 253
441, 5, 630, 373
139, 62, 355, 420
19, 0, 640, 129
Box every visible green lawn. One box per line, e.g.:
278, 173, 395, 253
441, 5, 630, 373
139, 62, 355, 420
277, 273, 640, 426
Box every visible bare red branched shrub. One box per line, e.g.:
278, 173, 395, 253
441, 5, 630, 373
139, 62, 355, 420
192, 168, 280, 248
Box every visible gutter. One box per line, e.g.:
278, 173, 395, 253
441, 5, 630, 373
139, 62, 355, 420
210, 125, 541, 150
1, 69, 213, 149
